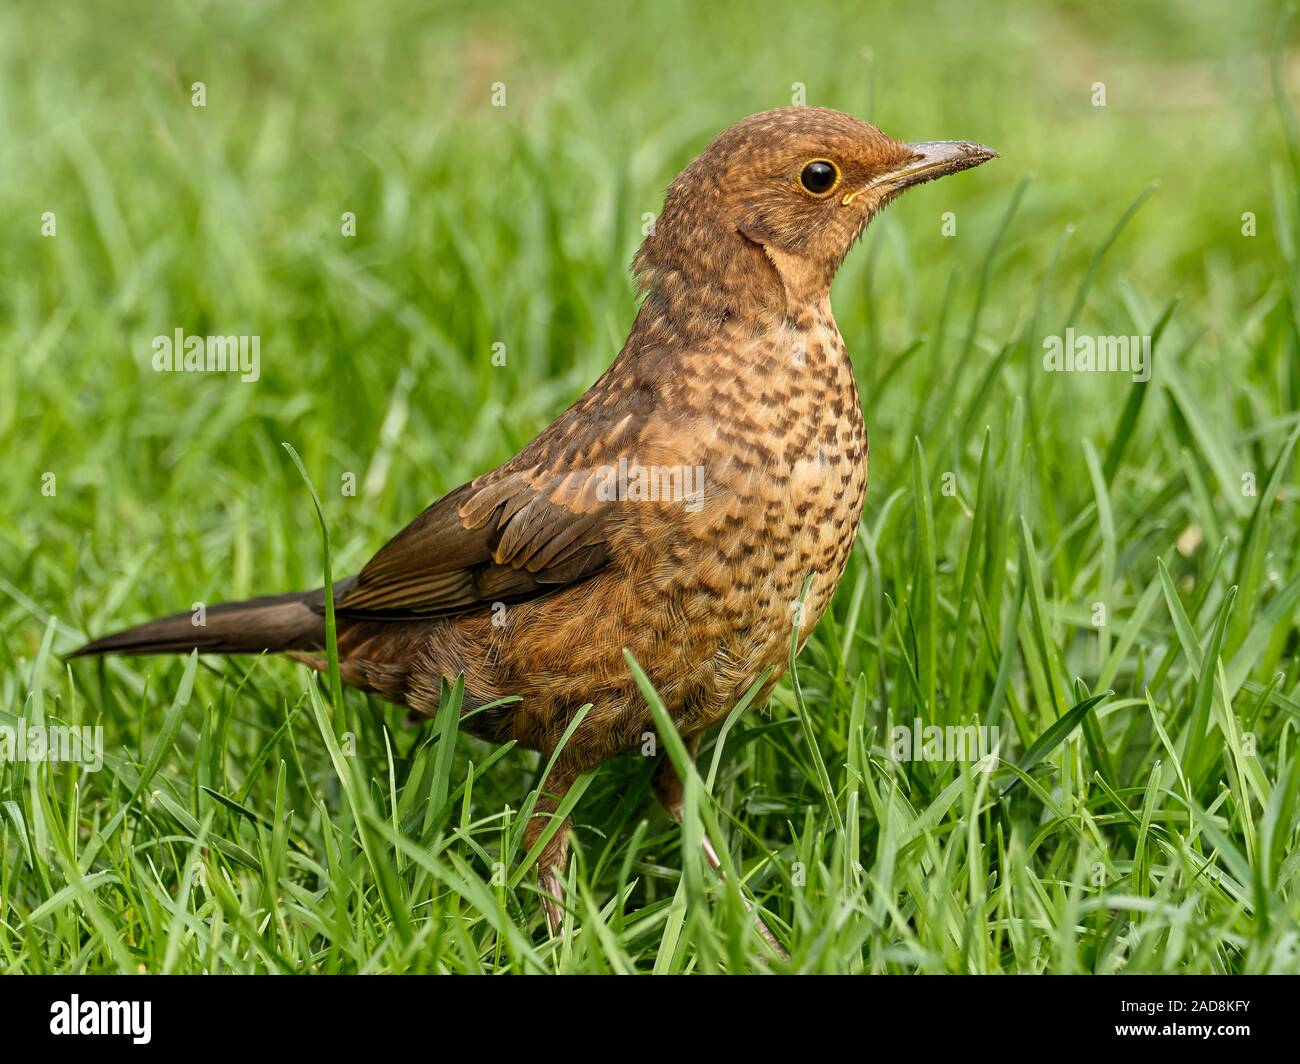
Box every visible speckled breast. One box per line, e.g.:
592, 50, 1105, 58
672, 308, 868, 732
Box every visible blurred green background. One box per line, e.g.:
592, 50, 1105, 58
2, 0, 1291, 570
2, 0, 1299, 973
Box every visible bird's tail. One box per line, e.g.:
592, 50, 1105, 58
66, 589, 333, 659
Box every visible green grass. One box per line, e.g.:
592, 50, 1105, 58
2, 0, 1300, 973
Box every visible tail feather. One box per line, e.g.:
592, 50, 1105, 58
67, 589, 332, 659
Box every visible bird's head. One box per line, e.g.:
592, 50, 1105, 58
633, 107, 996, 328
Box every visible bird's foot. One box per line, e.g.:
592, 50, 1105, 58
653, 750, 787, 959
539, 869, 565, 937
749, 908, 789, 961
697, 828, 788, 961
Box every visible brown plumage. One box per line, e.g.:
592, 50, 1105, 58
70, 107, 995, 946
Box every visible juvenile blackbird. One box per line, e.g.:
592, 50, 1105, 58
71, 107, 995, 945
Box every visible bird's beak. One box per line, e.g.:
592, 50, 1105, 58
891, 141, 999, 189
843, 140, 998, 203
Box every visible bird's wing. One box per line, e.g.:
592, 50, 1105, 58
338, 464, 616, 617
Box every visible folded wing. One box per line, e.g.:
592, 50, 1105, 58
338, 465, 614, 617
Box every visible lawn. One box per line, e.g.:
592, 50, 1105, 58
2, 0, 1299, 973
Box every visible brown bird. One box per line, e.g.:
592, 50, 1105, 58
70, 107, 995, 948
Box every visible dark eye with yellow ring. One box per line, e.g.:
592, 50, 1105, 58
800, 159, 839, 195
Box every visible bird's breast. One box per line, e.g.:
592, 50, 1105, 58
663, 310, 867, 725
457, 308, 869, 752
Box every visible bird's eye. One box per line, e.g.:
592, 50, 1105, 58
799, 159, 840, 196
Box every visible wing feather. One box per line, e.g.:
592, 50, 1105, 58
339, 469, 613, 617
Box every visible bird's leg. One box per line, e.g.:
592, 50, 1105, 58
525, 761, 578, 937
649, 733, 701, 822
651, 737, 788, 960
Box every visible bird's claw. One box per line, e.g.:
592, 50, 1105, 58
696, 828, 788, 961
539, 870, 565, 937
